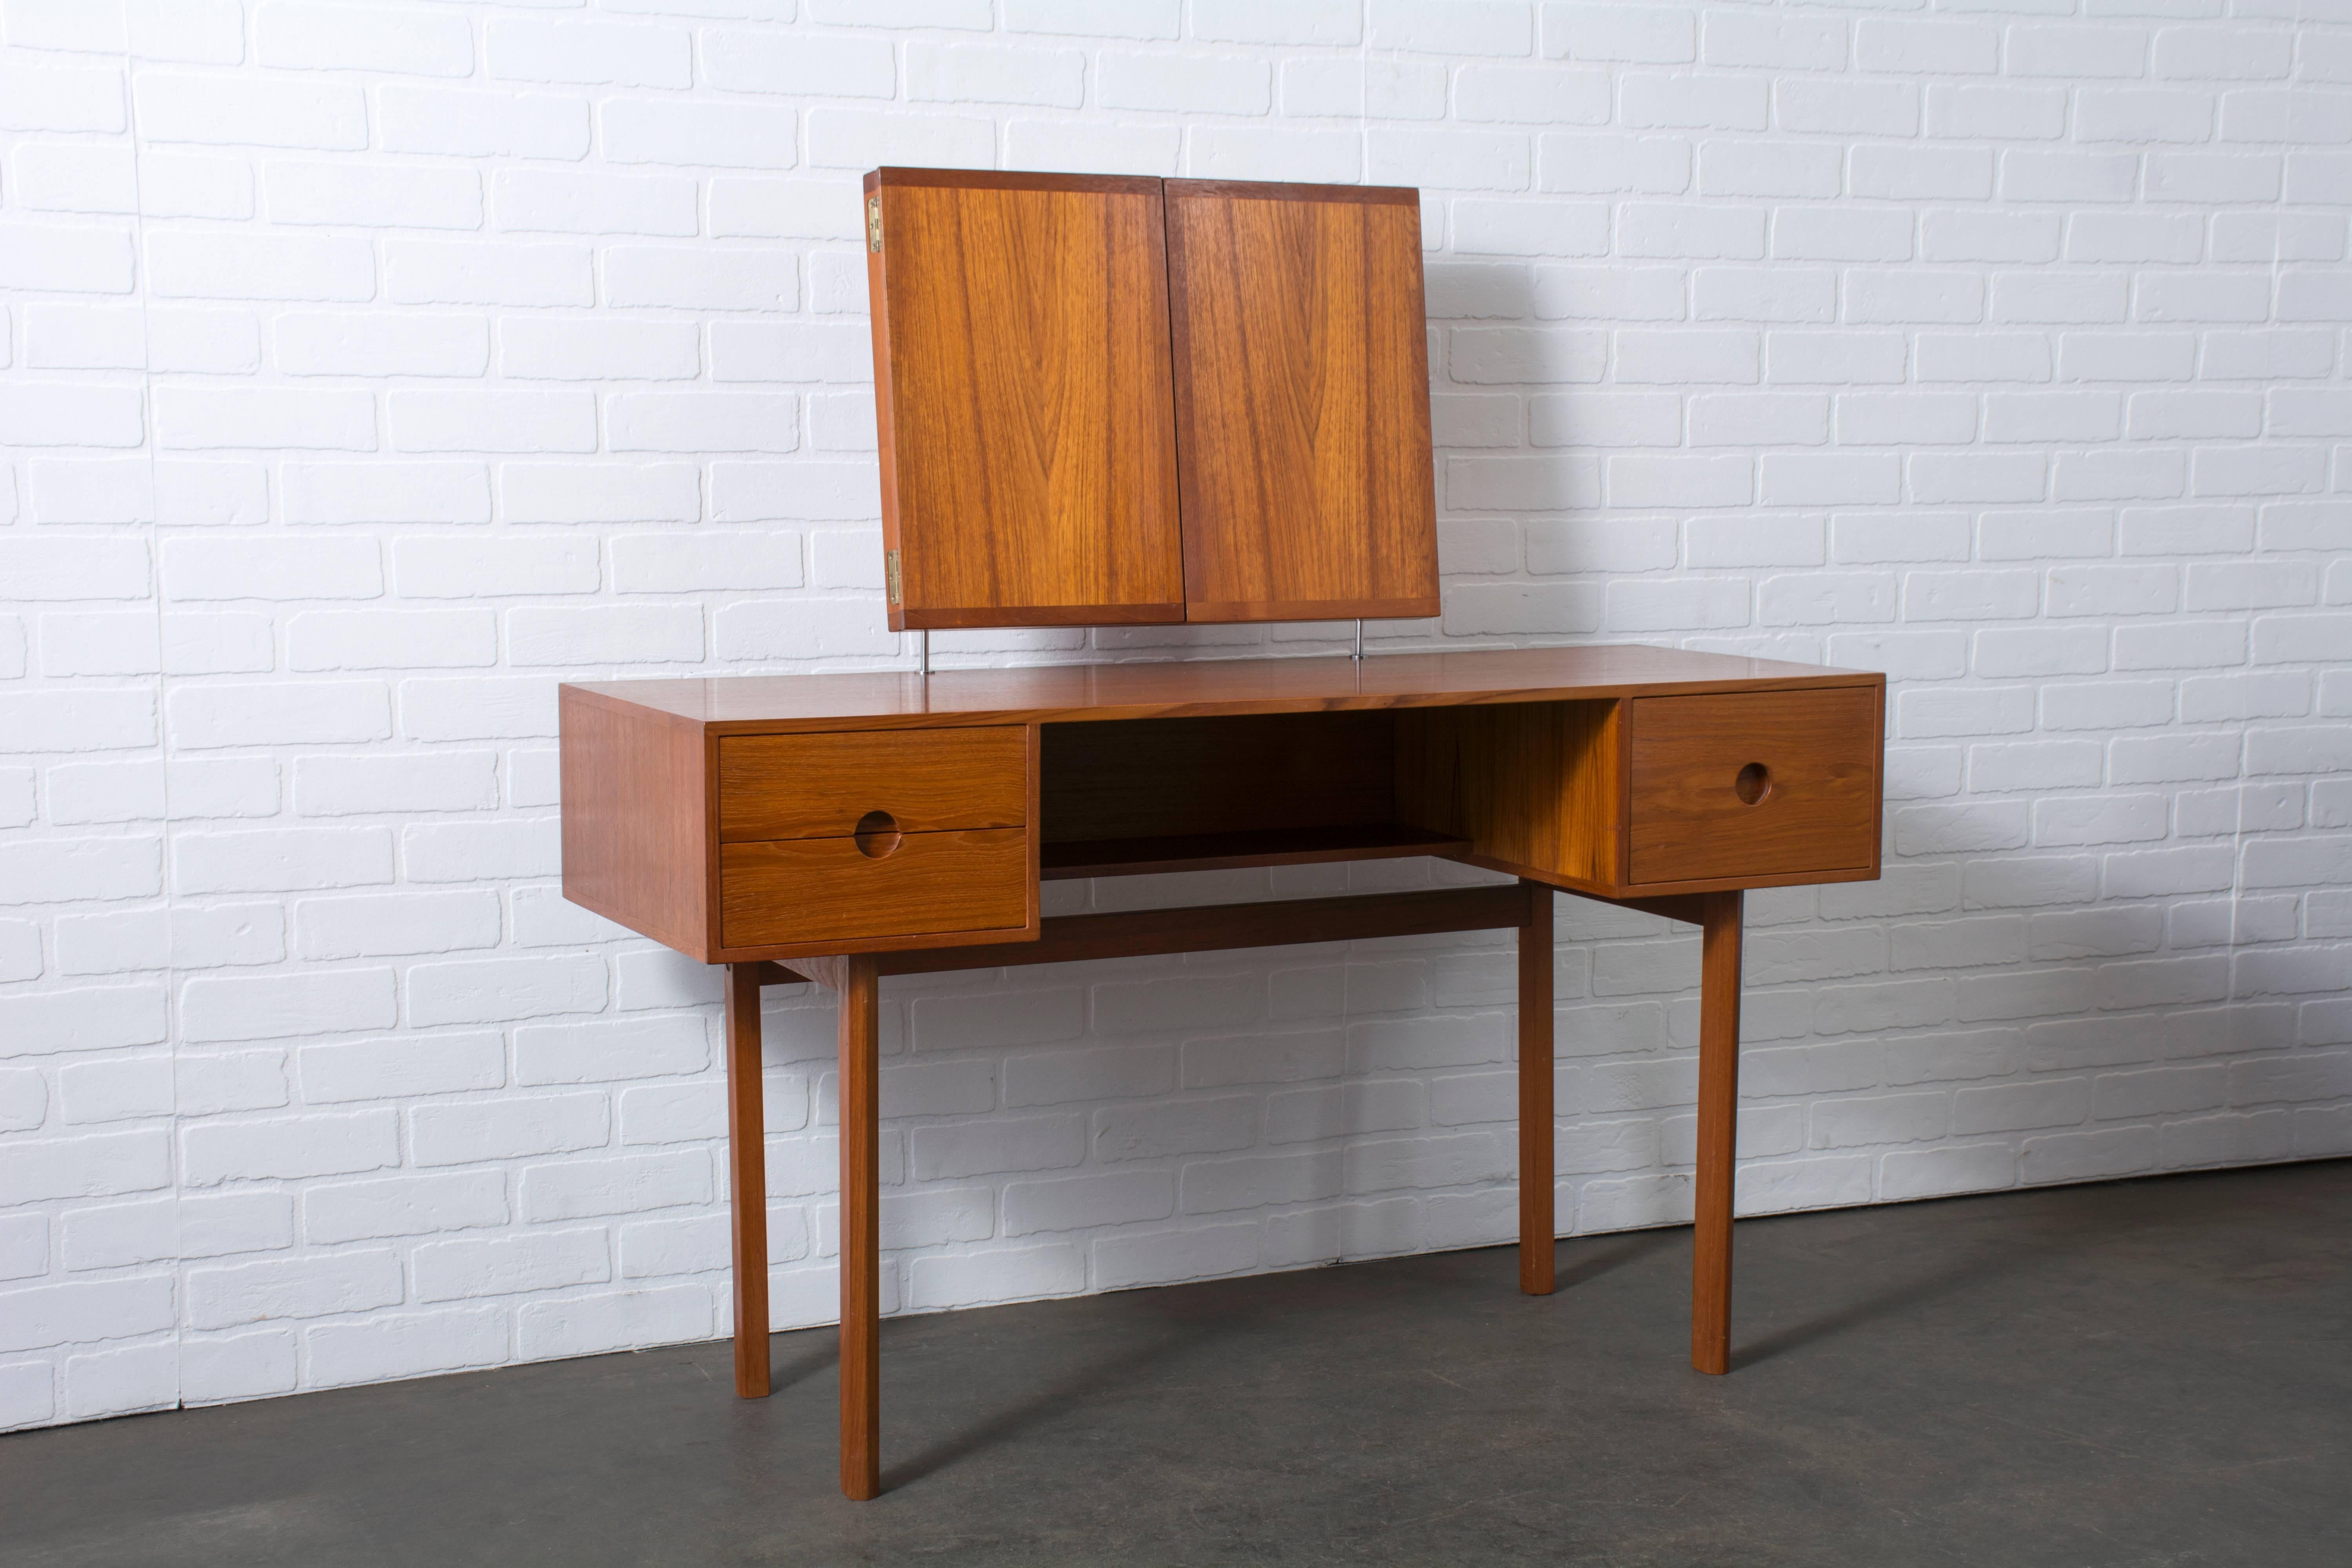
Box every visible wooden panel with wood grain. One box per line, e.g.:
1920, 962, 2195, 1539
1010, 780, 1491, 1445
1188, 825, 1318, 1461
718, 726, 1027, 842
559, 686, 709, 957
865, 168, 1184, 631
1627, 686, 1881, 887
564, 645, 1885, 733
719, 829, 1030, 951
799, 884, 1536, 979
1163, 180, 1439, 623
1394, 699, 1624, 891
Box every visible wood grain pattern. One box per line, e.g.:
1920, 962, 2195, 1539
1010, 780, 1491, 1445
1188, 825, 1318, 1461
1395, 700, 1623, 890
1167, 178, 1420, 207
866, 169, 1183, 630
559, 687, 708, 957
1041, 711, 1396, 843
1518, 879, 1555, 1297
751, 885, 1527, 988
724, 962, 769, 1399
1692, 889, 1742, 1377
565, 646, 1887, 731
849, 886, 1530, 977
1628, 687, 1880, 886
719, 830, 1028, 950
1165, 180, 1438, 623
562, 648, 1884, 949
837, 954, 882, 1500
718, 727, 1026, 842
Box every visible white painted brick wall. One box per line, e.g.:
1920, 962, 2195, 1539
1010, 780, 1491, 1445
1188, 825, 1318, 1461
2, 0, 2350, 1434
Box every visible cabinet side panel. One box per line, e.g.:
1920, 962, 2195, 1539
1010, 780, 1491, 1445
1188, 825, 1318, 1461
875, 173, 1185, 628
1166, 182, 1439, 623
1868, 677, 1886, 880
561, 690, 708, 959
1591, 699, 1626, 886
1396, 701, 1621, 888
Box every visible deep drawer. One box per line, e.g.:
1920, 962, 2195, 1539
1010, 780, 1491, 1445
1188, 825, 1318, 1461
1626, 687, 1879, 886
719, 829, 1029, 949
718, 726, 1027, 842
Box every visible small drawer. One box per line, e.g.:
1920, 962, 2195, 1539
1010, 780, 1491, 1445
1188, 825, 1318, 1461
720, 828, 1029, 949
718, 726, 1027, 842
1627, 687, 1878, 886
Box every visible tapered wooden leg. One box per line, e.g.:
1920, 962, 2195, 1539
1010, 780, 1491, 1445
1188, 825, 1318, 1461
1692, 890, 1743, 1376
724, 962, 770, 1399
1518, 880, 1555, 1296
837, 955, 882, 1501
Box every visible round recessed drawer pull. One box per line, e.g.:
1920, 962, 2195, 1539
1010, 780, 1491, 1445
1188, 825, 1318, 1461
1733, 762, 1771, 807
853, 809, 902, 858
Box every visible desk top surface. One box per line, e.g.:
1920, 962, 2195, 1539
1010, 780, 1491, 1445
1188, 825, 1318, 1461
565, 644, 1880, 731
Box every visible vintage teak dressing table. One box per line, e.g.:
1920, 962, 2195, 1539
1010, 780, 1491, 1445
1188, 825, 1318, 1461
559, 169, 1887, 1500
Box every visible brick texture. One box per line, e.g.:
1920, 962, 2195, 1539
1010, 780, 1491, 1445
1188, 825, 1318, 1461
3, 0, 2350, 1434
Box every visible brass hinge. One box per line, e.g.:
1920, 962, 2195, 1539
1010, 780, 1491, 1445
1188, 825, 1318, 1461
866, 193, 883, 253
885, 549, 902, 606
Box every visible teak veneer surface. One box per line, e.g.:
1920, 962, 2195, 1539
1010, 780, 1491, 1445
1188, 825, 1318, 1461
1397, 699, 1622, 889
792, 885, 1536, 978
864, 168, 1437, 630
563, 646, 1878, 731
1163, 181, 1439, 622
559, 686, 706, 954
717, 727, 1026, 842
719, 830, 1030, 950
1627, 688, 1882, 886
864, 169, 1184, 631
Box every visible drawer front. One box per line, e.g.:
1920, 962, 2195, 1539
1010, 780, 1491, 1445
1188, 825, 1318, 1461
1628, 687, 1878, 886
720, 829, 1029, 949
718, 726, 1027, 842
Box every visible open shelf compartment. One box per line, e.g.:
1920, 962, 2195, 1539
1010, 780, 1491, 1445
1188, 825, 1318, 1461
1040, 822, 1470, 880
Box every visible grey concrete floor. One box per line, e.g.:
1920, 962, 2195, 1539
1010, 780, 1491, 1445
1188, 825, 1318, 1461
4, 1160, 2347, 1567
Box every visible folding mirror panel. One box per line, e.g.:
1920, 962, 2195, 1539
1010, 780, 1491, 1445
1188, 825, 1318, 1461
863, 167, 1439, 632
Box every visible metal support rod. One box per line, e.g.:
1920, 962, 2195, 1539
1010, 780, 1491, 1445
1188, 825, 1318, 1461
919, 628, 929, 678
1353, 619, 1364, 660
